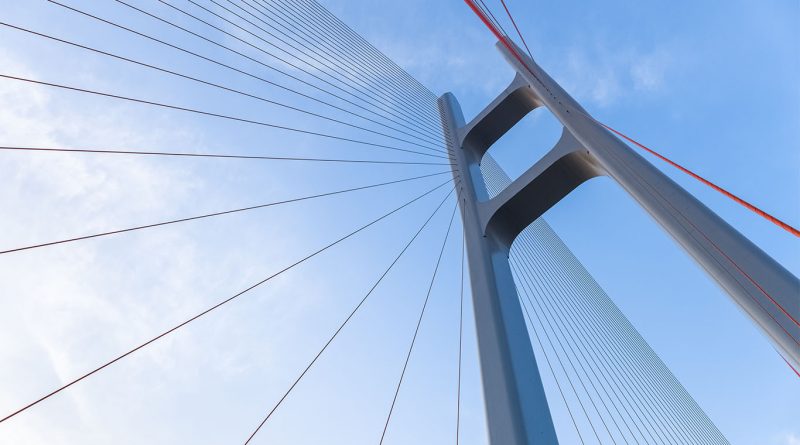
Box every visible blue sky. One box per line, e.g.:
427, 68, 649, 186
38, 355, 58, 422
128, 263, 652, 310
0, 0, 797, 444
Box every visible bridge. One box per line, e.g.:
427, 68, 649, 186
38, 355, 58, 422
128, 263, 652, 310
0, 0, 797, 444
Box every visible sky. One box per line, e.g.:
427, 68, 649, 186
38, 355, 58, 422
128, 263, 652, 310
0, 0, 797, 444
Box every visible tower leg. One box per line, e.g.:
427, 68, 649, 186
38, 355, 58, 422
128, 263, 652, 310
439, 93, 559, 445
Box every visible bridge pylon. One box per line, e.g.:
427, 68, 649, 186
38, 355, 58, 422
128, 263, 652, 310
439, 41, 799, 445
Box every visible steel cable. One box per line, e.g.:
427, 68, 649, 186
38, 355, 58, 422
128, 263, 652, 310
0, 177, 453, 425
44, 0, 442, 145
0, 145, 452, 166
0, 171, 450, 255
153, 0, 445, 139
242, 185, 456, 444
220, 0, 439, 123
0, 74, 448, 160
379, 202, 459, 444
250, 1, 445, 146
207, 0, 441, 127
0, 22, 446, 154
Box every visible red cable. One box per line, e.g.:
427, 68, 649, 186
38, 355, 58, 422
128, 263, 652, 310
463, 1, 538, 81
779, 352, 800, 379
602, 125, 800, 238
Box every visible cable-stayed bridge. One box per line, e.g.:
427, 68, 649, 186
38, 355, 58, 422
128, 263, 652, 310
0, 0, 797, 444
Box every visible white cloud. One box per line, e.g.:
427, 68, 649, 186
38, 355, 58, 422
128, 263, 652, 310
0, 44, 302, 443
555, 43, 674, 108
0, 22, 442, 440
371, 27, 510, 99
0, 48, 190, 439
630, 50, 671, 92
781, 432, 800, 445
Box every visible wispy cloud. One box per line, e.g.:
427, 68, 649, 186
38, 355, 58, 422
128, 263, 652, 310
553, 43, 675, 108
781, 432, 800, 445
0, 46, 300, 443
373, 27, 509, 98
0, 47, 195, 438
